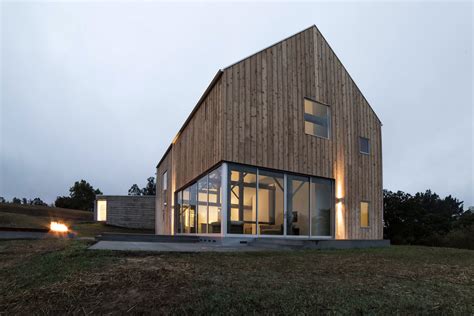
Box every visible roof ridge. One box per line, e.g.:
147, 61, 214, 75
222, 25, 316, 70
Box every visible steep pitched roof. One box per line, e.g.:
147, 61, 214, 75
157, 25, 381, 168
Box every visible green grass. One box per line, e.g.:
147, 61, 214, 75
0, 240, 472, 314
0, 240, 114, 296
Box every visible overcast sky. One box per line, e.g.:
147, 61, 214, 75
1, 1, 472, 208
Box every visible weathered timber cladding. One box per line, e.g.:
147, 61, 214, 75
172, 78, 223, 190
156, 26, 383, 239
98, 196, 155, 230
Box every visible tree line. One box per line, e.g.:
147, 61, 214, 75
0, 196, 49, 206
384, 189, 473, 249
0, 177, 156, 212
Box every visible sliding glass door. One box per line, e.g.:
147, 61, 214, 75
310, 178, 332, 237
286, 175, 310, 236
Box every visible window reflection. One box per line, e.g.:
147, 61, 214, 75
311, 178, 332, 236
286, 175, 310, 236
208, 167, 222, 233
229, 167, 257, 234
258, 171, 284, 235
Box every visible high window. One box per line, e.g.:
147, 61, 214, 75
162, 171, 168, 208
360, 202, 369, 228
304, 98, 330, 139
162, 171, 168, 190
359, 137, 370, 154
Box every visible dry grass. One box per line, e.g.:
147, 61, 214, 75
0, 204, 93, 221
71, 222, 154, 237
0, 204, 153, 237
0, 239, 472, 314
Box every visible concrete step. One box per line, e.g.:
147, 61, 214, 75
248, 238, 307, 249
96, 233, 200, 243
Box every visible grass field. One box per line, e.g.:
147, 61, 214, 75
0, 239, 472, 314
0, 204, 93, 230
0, 204, 153, 236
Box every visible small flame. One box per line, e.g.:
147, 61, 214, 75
50, 221, 68, 232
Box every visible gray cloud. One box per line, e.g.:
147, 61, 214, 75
1, 2, 472, 207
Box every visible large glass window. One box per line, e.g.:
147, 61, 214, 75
182, 185, 197, 234
310, 178, 332, 236
286, 175, 310, 236
258, 170, 284, 235
208, 167, 222, 233
175, 191, 183, 233
175, 163, 334, 238
229, 166, 257, 235
304, 98, 330, 139
182, 187, 190, 233
197, 176, 208, 234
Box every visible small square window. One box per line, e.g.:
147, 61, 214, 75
359, 137, 370, 154
304, 98, 330, 139
360, 202, 369, 228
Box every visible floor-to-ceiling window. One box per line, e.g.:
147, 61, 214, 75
197, 175, 208, 234
208, 166, 222, 233
310, 178, 332, 237
182, 185, 197, 234
229, 165, 257, 235
286, 175, 310, 236
175, 166, 222, 235
175, 191, 183, 233
175, 162, 334, 238
258, 170, 284, 235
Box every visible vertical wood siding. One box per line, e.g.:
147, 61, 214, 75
157, 26, 383, 239
220, 26, 383, 239
171, 78, 223, 191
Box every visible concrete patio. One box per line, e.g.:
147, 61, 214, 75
89, 240, 269, 252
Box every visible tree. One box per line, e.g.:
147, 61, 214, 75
22, 198, 28, 205
55, 180, 102, 211
141, 177, 156, 195
128, 184, 142, 196
12, 197, 21, 204
31, 197, 47, 206
0, 197, 5, 203
127, 176, 156, 196
55, 196, 74, 209
384, 189, 465, 246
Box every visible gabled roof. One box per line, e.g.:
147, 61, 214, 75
157, 25, 382, 168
